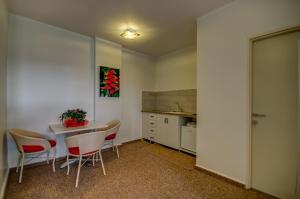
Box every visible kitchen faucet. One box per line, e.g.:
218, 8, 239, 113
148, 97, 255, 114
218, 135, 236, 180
175, 101, 183, 112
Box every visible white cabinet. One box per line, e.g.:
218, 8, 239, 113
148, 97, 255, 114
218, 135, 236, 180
142, 113, 181, 149
156, 114, 167, 145
156, 114, 180, 149
143, 112, 197, 152
142, 113, 157, 142
141, 113, 180, 149
181, 126, 196, 153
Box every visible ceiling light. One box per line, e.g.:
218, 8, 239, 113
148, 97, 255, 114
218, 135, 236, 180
120, 29, 140, 40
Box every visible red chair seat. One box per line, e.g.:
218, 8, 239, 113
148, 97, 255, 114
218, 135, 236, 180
105, 133, 116, 140
48, 140, 56, 148
22, 145, 44, 153
68, 147, 98, 156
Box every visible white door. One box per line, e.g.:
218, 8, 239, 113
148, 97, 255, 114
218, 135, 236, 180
252, 30, 300, 199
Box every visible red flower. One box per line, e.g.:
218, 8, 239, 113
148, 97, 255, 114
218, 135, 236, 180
103, 85, 111, 90
110, 84, 117, 88
110, 88, 119, 95
102, 68, 119, 96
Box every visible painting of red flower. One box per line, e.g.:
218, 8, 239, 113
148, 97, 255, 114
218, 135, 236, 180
100, 66, 120, 97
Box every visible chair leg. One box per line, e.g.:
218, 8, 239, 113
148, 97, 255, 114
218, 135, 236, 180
52, 148, 56, 172
19, 153, 25, 183
16, 153, 21, 173
46, 151, 50, 164
99, 151, 106, 175
75, 156, 82, 188
92, 154, 95, 166
66, 154, 70, 175
116, 144, 120, 159
95, 152, 99, 162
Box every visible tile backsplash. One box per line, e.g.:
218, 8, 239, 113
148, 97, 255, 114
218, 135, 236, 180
141, 91, 157, 111
142, 89, 197, 113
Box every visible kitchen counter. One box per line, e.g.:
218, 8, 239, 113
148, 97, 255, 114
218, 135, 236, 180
141, 110, 196, 118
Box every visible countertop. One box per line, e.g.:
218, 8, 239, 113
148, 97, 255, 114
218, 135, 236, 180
141, 110, 197, 118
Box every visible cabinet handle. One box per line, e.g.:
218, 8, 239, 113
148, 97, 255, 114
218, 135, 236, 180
150, 122, 154, 125
150, 115, 154, 118
164, 118, 168, 124
150, 129, 154, 132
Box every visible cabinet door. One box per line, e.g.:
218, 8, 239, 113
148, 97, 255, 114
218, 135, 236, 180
156, 115, 168, 145
156, 114, 180, 149
165, 115, 180, 149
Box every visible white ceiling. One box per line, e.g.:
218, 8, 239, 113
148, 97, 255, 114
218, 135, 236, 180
8, 0, 233, 56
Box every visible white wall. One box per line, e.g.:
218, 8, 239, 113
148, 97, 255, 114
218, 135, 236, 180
155, 46, 196, 91
95, 39, 156, 143
122, 49, 155, 141
7, 15, 156, 167
7, 15, 94, 167
95, 38, 123, 143
0, 0, 8, 196
197, 0, 300, 184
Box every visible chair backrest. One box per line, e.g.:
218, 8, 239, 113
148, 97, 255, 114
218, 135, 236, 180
105, 120, 121, 137
10, 128, 45, 138
9, 129, 49, 152
65, 131, 107, 155
98, 120, 120, 131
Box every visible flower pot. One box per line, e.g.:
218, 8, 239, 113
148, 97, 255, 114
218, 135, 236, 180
63, 118, 89, 128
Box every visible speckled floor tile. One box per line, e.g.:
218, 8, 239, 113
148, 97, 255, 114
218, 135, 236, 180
5, 141, 276, 199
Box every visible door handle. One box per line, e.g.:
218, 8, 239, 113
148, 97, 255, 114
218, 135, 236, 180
252, 113, 267, 118
252, 119, 258, 126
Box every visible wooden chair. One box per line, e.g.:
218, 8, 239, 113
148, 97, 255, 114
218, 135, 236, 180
9, 128, 57, 183
64, 130, 106, 187
102, 120, 121, 158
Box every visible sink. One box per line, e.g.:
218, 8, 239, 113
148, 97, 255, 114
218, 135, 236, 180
162, 111, 194, 115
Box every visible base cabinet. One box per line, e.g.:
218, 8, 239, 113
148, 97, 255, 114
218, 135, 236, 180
156, 114, 180, 149
142, 113, 156, 142
142, 113, 180, 149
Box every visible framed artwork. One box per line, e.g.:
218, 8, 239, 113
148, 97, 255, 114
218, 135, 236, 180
99, 66, 120, 97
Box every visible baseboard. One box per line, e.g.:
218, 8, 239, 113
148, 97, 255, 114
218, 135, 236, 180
0, 169, 10, 199
249, 188, 280, 199
194, 165, 245, 188
9, 156, 66, 170
121, 138, 142, 145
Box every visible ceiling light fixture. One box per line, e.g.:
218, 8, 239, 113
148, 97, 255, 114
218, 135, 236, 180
120, 28, 140, 40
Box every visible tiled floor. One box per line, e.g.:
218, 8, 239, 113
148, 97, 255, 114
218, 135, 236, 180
5, 141, 276, 199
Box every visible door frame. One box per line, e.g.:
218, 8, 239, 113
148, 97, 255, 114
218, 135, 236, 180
247, 25, 300, 189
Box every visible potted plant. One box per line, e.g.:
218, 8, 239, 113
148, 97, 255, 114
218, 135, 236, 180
60, 109, 89, 128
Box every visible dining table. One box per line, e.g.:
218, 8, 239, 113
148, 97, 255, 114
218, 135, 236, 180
49, 121, 108, 168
